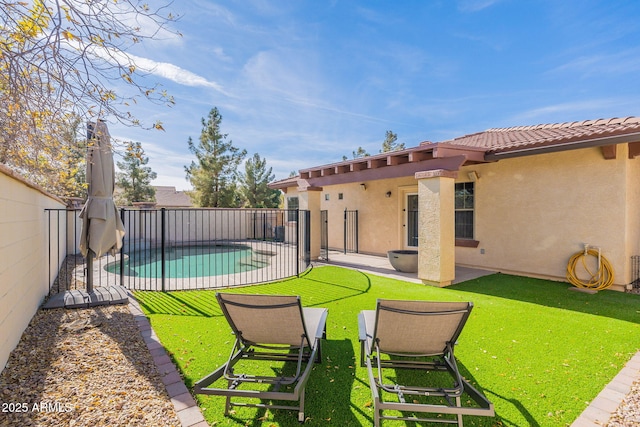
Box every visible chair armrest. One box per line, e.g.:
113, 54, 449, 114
358, 311, 368, 342
302, 307, 328, 340
358, 310, 376, 367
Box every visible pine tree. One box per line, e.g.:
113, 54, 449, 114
352, 146, 370, 158
115, 141, 157, 205
185, 107, 247, 207
240, 153, 281, 208
380, 130, 404, 152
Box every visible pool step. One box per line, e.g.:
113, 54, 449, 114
237, 250, 274, 268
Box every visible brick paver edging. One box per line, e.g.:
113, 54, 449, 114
571, 352, 640, 426
127, 294, 208, 427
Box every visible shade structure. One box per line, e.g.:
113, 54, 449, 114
79, 120, 125, 290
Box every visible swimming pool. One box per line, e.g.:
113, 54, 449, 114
106, 244, 268, 279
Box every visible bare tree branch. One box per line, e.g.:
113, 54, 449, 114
0, 0, 180, 192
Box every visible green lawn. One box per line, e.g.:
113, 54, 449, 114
134, 266, 640, 426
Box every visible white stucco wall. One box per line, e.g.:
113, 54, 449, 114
0, 166, 65, 373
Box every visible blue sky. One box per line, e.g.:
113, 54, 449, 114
109, 0, 640, 190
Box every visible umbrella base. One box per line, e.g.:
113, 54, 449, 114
42, 286, 129, 309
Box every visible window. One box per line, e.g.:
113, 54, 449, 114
338, 193, 343, 200
406, 194, 419, 247
455, 182, 474, 239
287, 196, 299, 221
324, 194, 330, 201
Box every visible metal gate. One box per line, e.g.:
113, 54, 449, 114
320, 210, 329, 260
344, 209, 358, 254
299, 209, 311, 271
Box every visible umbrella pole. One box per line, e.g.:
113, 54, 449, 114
87, 250, 94, 293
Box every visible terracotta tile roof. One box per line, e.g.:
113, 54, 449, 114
269, 175, 300, 190
440, 116, 640, 154
269, 116, 640, 189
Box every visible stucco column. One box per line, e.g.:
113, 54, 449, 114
415, 170, 457, 287
297, 187, 322, 260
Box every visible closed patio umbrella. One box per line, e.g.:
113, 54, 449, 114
79, 120, 126, 292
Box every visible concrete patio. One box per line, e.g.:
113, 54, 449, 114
318, 250, 496, 285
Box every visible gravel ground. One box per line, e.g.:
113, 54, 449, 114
608, 379, 640, 427
0, 305, 180, 427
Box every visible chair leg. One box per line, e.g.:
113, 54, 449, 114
224, 396, 232, 415
298, 387, 306, 423
456, 396, 463, 426
224, 380, 232, 415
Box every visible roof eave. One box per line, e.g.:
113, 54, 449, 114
296, 143, 489, 184
485, 132, 640, 161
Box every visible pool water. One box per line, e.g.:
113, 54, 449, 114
106, 244, 268, 278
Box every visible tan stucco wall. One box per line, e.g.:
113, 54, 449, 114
0, 166, 65, 372
318, 177, 417, 255
284, 145, 639, 288
456, 145, 637, 286
625, 147, 640, 283
416, 172, 456, 286
284, 189, 301, 244
298, 190, 322, 259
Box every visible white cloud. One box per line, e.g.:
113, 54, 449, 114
508, 99, 636, 124
127, 53, 230, 95
211, 47, 233, 63
189, 1, 238, 26
81, 39, 232, 95
238, 50, 396, 125
241, 50, 317, 98
549, 49, 640, 78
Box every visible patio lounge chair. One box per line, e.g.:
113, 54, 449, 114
358, 300, 494, 426
194, 293, 328, 422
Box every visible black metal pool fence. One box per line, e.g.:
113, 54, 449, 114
46, 208, 311, 293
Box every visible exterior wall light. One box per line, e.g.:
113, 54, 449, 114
385, 191, 392, 198
360, 183, 367, 190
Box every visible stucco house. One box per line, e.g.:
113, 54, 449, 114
153, 186, 193, 208
269, 117, 640, 292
